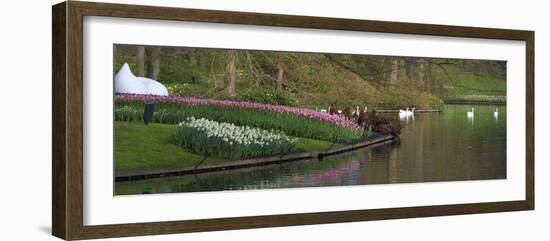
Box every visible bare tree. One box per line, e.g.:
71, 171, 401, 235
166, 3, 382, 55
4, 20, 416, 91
387, 57, 399, 84
276, 56, 284, 90
136, 46, 146, 77
225, 50, 237, 96
417, 58, 426, 89
190, 48, 199, 66
146, 47, 161, 80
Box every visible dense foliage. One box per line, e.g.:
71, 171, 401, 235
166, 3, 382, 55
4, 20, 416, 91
115, 45, 506, 109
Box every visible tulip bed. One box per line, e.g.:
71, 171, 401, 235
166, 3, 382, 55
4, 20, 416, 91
116, 93, 360, 129
174, 117, 297, 158
115, 98, 364, 143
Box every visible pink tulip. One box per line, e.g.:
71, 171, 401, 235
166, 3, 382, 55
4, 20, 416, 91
116, 93, 360, 130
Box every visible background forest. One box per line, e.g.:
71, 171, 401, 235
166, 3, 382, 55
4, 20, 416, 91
114, 45, 506, 109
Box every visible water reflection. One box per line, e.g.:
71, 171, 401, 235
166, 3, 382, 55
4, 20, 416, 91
116, 104, 507, 195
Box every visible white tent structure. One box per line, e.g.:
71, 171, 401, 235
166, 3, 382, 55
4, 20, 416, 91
114, 63, 169, 96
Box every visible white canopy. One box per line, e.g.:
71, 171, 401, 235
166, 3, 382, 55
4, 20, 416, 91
114, 63, 169, 96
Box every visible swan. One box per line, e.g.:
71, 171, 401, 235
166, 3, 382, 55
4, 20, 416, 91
494, 108, 498, 118
399, 108, 410, 119
399, 107, 415, 118
352, 106, 360, 119
467, 107, 474, 118
409, 107, 416, 116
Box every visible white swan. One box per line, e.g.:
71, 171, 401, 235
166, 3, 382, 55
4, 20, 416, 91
467, 107, 474, 118
409, 107, 416, 116
399, 108, 410, 119
399, 107, 415, 118
494, 108, 498, 118
114, 63, 169, 96
351, 106, 360, 119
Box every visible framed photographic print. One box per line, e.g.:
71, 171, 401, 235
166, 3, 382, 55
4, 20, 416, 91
52, 1, 534, 240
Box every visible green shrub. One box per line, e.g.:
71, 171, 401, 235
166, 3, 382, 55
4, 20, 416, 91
376, 86, 442, 110
240, 88, 296, 106
114, 48, 137, 73
158, 55, 204, 84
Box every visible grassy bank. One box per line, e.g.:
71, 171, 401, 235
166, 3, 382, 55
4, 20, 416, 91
441, 65, 506, 104
442, 94, 506, 104
115, 121, 340, 174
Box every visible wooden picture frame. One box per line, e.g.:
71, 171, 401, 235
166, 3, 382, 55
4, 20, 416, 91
52, 1, 534, 240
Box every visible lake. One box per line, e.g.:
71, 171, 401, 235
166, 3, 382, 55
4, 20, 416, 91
116, 104, 506, 194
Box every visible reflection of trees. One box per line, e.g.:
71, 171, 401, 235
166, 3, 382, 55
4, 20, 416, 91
414, 116, 424, 182
150, 154, 366, 193
358, 108, 505, 185
388, 147, 398, 183
286, 160, 361, 186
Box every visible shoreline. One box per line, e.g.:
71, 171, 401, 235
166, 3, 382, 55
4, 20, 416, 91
115, 135, 396, 183
375, 109, 440, 113
376, 101, 505, 113
442, 100, 506, 105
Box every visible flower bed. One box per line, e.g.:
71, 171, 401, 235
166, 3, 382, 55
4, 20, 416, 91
115, 102, 364, 142
174, 117, 297, 158
116, 93, 360, 130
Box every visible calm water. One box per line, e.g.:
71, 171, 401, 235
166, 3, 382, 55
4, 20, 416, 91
116, 104, 506, 194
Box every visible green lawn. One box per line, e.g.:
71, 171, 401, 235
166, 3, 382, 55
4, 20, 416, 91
442, 65, 506, 103
115, 122, 205, 173
115, 121, 339, 174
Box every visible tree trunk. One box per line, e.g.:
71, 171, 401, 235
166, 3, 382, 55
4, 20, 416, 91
405, 59, 413, 81
418, 58, 425, 89
136, 46, 146, 77
146, 47, 161, 80
387, 57, 399, 84
190, 49, 199, 66
225, 50, 237, 96
276, 60, 284, 90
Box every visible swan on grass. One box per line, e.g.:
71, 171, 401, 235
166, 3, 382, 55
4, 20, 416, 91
467, 107, 474, 118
